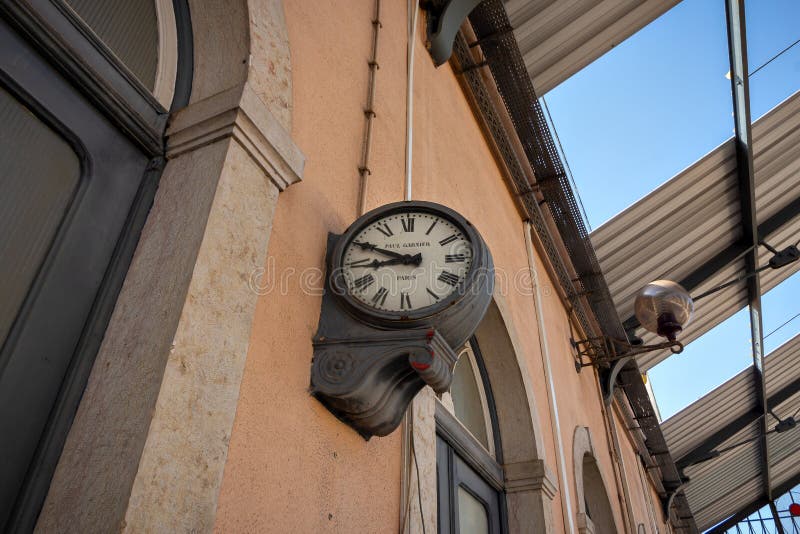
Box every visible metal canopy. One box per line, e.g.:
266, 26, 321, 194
493, 0, 800, 530
661, 334, 800, 531
590, 88, 800, 372
504, 0, 680, 94
583, 2, 800, 530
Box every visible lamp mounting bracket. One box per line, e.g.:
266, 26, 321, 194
571, 335, 684, 403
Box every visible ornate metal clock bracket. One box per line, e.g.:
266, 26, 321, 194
311, 329, 458, 439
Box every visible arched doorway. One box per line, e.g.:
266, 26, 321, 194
27, 0, 303, 530
0, 0, 191, 529
427, 298, 557, 533
437, 339, 504, 534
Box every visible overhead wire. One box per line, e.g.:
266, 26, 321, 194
688, 407, 799, 469
541, 95, 592, 232
749, 37, 800, 78
763, 311, 800, 341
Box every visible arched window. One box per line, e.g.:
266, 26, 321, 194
440, 342, 496, 455
436, 338, 504, 534
574, 427, 617, 534
582, 454, 616, 534
425, 299, 557, 533
62, 0, 179, 107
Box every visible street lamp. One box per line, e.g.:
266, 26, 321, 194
634, 280, 694, 342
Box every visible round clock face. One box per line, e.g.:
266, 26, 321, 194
341, 210, 474, 315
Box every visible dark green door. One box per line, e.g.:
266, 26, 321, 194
0, 4, 169, 527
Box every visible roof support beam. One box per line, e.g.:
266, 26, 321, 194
674, 372, 800, 470
706, 470, 800, 533
768, 500, 784, 534
724, 0, 775, 514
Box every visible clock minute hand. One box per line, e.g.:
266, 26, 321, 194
353, 241, 408, 261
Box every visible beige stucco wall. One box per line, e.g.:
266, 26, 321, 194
213, 1, 670, 533
614, 407, 673, 533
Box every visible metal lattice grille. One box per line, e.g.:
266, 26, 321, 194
467, 0, 627, 343
452, 33, 595, 343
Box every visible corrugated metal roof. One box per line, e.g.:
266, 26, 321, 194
591, 90, 800, 371
662, 367, 754, 460
504, 0, 680, 94
661, 334, 800, 530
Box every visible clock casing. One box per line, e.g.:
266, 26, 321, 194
328, 200, 494, 348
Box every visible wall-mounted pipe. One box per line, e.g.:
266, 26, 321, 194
525, 221, 576, 534
404, 0, 419, 202
400, 4, 420, 530
601, 395, 637, 533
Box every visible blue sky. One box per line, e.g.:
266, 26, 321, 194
542, 0, 800, 420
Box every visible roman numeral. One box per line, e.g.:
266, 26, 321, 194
425, 220, 437, 235
371, 286, 388, 306
348, 258, 373, 267
438, 272, 459, 287
401, 216, 415, 232
400, 292, 412, 310
445, 254, 466, 263
353, 274, 375, 291
376, 223, 394, 237
439, 234, 458, 246
427, 288, 440, 301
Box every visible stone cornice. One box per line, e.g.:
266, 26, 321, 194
166, 82, 304, 191
504, 459, 559, 500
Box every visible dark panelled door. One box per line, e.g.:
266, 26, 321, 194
437, 435, 503, 534
0, 17, 155, 530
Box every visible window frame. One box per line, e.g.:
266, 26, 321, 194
440, 342, 497, 457
435, 336, 508, 534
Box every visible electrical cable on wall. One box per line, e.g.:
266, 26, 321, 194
411, 423, 427, 534
400, 2, 422, 532
398, 402, 427, 534
357, 0, 382, 216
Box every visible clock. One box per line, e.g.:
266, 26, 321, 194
311, 200, 494, 437
329, 200, 493, 346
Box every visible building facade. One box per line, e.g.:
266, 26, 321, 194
0, 0, 685, 532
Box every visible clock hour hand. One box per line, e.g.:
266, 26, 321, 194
374, 255, 422, 268
347, 258, 380, 268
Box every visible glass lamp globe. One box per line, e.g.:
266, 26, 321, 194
634, 280, 693, 341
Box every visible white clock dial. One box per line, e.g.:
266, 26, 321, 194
342, 211, 473, 313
